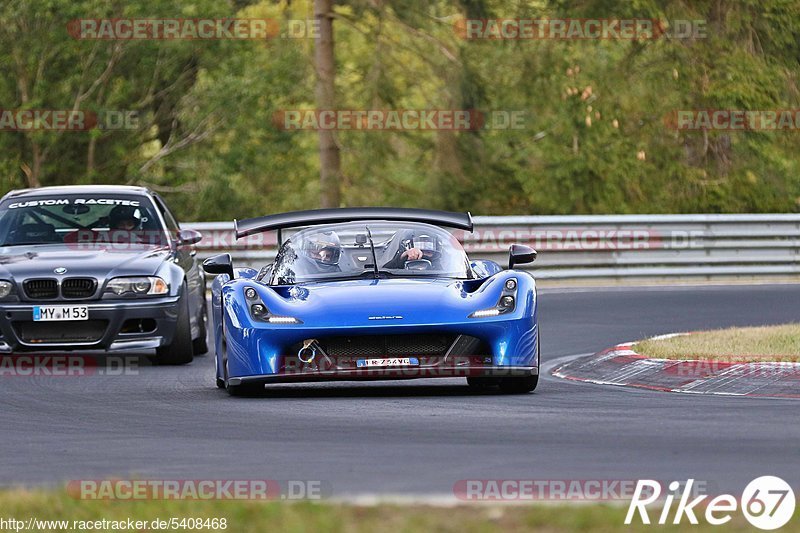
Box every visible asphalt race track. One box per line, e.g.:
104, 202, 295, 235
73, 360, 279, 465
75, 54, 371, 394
1, 284, 799, 498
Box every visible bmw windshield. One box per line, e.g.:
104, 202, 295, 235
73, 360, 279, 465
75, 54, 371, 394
270, 221, 473, 284
0, 194, 168, 248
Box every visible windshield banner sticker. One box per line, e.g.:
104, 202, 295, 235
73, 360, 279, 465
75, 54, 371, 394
7, 198, 141, 209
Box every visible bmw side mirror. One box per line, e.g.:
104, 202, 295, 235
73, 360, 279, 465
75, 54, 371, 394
508, 244, 537, 270
178, 229, 203, 246
203, 253, 235, 279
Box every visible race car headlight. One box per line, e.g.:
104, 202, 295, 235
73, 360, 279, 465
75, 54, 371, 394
0, 280, 13, 299
245, 287, 302, 324
265, 315, 302, 324
469, 277, 518, 318
106, 276, 169, 296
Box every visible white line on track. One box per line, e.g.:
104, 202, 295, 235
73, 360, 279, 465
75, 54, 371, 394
537, 281, 800, 295
540, 353, 594, 382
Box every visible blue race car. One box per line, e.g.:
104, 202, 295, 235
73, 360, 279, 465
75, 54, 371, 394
203, 208, 539, 395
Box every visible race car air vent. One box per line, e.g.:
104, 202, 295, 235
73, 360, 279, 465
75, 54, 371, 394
23, 279, 58, 300
62, 278, 97, 299
15, 320, 107, 344
320, 334, 456, 358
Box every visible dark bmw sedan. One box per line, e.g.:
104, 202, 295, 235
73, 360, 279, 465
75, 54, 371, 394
0, 185, 206, 364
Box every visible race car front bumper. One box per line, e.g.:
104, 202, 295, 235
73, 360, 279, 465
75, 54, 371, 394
227, 364, 538, 386
0, 296, 181, 353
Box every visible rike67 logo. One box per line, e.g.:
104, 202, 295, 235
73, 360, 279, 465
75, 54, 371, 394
626, 476, 795, 530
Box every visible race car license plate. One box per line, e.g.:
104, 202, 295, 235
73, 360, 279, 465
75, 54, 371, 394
33, 306, 89, 321
356, 357, 419, 368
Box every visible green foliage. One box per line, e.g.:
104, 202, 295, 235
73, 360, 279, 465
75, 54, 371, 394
0, 0, 799, 219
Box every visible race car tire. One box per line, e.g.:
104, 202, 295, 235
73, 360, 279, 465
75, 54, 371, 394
223, 360, 262, 396
192, 305, 208, 355
499, 375, 538, 394
154, 285, 194, 365
496, 334, 541, 393
226, 381, 264, 397
466, 377, 497, 389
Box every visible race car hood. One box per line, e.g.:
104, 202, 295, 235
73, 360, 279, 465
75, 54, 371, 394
0, 244, 171, 280
265, 277, 505, 328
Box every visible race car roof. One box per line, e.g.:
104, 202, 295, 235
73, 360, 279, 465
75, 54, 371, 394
235, 208, 474, 239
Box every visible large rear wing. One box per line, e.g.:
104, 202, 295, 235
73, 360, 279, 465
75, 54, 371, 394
234, 207, 474, 240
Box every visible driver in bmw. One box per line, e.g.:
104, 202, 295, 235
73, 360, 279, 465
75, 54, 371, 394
65, 205, 143, 246
109, 205, 141, 231
107, 205, 150, 245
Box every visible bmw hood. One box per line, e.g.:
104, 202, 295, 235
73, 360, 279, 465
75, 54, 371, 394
0, 244, 171, 281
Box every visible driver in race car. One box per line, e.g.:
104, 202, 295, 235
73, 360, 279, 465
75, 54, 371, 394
382, 233, 442, 270
301, 230, 343, 273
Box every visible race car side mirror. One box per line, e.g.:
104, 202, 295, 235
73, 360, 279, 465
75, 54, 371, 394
508, 244, 537, 270
203, 253, 235, 279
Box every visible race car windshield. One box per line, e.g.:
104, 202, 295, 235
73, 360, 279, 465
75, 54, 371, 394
270, 221, 473, 284
0, 195, 168, 248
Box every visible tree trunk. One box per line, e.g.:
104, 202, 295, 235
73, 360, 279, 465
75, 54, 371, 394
314, 0, 341, 208
87, 136, 97, 177
23, 143, 43, 188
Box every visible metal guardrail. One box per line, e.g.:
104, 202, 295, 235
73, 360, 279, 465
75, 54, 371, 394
184, 214, 800, 281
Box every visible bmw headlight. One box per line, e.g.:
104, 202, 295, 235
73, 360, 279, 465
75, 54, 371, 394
0, 280, 13, 299
469, 277, 518, 318
106, 277, 169, 296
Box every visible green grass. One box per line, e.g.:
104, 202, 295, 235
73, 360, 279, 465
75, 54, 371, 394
0, 489, 789, 532
635, 324, 800, 362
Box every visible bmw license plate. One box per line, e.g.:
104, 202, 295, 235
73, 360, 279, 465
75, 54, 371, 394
356, 357, 419, 368
33, 306, 89, 321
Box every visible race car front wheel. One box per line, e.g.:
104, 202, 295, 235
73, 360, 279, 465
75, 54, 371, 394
223, 360, 263, 397
467, 375, 539, 393
499, 375, 538, 394
154, 285, 194, 365
498, 334, 541, 393
226, 380, 264, 397
467, 377, 497, 389
220, 334, 262, 396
